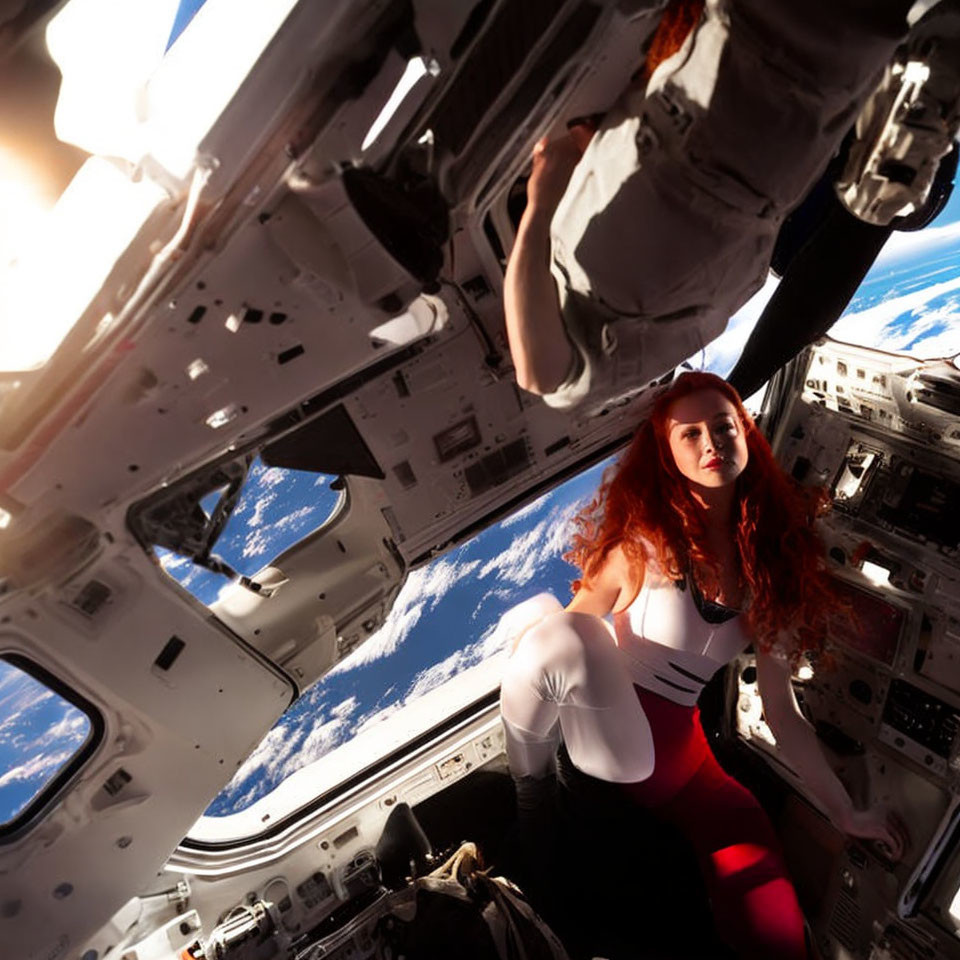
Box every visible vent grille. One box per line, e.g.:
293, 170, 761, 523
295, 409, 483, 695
102, 768, 132, 797
828, 888, 860, 953
392, 461, 417, 489
432, 0, 560, 156
465, 438, 530, 496
72, 580, 111, 617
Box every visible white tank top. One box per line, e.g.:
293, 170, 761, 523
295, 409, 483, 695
613, 566, 752, 706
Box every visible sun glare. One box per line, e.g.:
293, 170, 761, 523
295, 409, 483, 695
0, 157, 167, 372
48, 0, 300, 179
0, 145, 53, 269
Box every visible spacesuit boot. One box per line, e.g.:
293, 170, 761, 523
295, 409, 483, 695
729, 2, 960, 399
837, 1, 960, 226
542, 0, 921, 413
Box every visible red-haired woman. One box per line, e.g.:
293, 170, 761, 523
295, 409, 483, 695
499, 371, 907, 959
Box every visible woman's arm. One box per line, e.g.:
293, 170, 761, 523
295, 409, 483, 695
504, 137, 578, 395
755, 649, 908, 859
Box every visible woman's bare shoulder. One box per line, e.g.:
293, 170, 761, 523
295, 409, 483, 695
565, 542, 642, 617
607, 542, 644, 614
595, 543, 643, 613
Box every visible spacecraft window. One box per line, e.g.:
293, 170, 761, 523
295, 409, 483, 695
155, 456, 343, 606
0, 654, 103, 841
187, 460, 609, 839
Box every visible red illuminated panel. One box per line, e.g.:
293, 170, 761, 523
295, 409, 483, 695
831, 579, 904, 666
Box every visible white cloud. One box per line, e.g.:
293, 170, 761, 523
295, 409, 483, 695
477, 503, 578, 586
241, 504, 326, 561
872, 220, 960, 267
328, 599, 425, 676
285, 715, 348, 773
35, 712, 88, 747
327, 556, 483, 674
0, 749, 73, 789
330, 696, 358, 720
404, 649, 469, 701
470, 586, 514, 621
0, 713, 22, 742
0, 685, 54, 724
222, 781, 266, 813
258, 467, 288, 488
0, 669, 24, 695
217, 701, 356, 802
829, 275, 960, 357
417, 558, 481, 611
248, 492, 277, 528
177, 565, 208, 591
241, 527, 271, 559
246, 462, 288, 489
159, 552, 190, 572
472, 619, 513, 660
275, 505, 319, 531
225, 723, 298, 790
500, 491, 552, 528
353, 701, 404, 735
403, 621, 508, 703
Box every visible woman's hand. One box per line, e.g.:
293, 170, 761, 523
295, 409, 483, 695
525, 134, 584, 216
842, 806, 910, 861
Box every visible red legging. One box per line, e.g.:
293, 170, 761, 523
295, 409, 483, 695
621, 687, 807, 960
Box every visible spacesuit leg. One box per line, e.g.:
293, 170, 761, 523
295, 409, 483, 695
544, 0, 915, 411
499, 611, 655, 783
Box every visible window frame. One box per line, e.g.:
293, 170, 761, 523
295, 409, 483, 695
0, 652, 105, 843
180, 687, 501, 850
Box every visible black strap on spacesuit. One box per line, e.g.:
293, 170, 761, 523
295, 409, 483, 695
727, 198, 891, 401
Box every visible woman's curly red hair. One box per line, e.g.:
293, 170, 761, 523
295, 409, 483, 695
566, 372, 839, 660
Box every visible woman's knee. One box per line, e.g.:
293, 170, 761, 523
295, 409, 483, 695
515, 611, 612, 680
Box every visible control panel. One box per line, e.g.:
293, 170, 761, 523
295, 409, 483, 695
738, 343, 960, 960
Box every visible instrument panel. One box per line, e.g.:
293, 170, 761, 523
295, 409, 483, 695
735, 343, 960, 959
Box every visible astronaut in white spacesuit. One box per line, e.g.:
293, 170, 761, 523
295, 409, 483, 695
504, 0, 921, 410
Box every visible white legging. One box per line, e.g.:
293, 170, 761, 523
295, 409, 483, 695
498, 595, 655, 783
